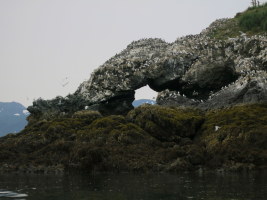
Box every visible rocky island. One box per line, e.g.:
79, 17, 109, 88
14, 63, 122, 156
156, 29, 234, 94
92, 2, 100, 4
1, 4, 267, 173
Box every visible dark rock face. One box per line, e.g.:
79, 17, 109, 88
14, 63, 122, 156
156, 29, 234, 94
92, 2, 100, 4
156, 34, 267, 109
85, 92, 135, 116
27, 94, 92, 121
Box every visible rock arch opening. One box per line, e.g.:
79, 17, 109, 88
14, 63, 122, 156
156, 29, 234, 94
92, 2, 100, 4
133, 85, 157, 107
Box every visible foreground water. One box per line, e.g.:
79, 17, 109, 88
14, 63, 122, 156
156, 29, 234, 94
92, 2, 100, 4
0, 171, 267, 200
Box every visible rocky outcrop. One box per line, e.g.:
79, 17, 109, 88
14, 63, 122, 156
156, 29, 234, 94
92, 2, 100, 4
1, 104, 267, 173
157, 35, 267, 109
27, 16, 267, 117
73, 20, 266, 114
3, 7, 267, 174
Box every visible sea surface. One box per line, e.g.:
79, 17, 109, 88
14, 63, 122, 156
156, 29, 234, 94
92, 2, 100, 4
0, 171, 267, 200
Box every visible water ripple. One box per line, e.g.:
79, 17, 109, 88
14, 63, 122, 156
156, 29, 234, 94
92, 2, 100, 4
0, 190, 28, 198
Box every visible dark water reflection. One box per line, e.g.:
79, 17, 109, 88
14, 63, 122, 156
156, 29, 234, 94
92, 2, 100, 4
0, 171, 267, 200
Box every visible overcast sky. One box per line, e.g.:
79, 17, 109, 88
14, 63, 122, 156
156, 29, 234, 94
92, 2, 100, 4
0, 0, 266, 106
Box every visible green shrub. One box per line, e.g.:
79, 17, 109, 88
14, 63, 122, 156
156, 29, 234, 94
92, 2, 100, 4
239, 3, 267, 32
209, 3, 267, 40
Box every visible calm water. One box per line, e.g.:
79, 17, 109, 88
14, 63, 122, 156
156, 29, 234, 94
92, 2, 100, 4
0, 171, 267, 200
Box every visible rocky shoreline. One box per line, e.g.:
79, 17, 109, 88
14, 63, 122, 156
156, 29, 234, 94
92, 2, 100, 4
1, 103, 267, 173
1, 6, 267, 174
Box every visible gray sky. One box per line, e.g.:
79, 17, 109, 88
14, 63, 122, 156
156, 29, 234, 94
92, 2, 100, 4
0, 0, 265, 106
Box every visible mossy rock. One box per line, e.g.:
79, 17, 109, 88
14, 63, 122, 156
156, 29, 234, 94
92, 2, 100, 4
199, 103, 267, 168
208, 18, 241, 40
1, 103, 267, 172
127, 105, 204, 142
72, 110, 102, 121
76, 115, 158, 146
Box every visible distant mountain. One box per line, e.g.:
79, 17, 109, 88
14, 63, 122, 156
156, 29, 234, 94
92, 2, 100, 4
0, 102, 29, 137
132, 99, 156, 107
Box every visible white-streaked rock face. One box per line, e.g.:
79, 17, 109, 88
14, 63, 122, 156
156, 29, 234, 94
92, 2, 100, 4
28, 18, 267, 116
75, 18, 267, 111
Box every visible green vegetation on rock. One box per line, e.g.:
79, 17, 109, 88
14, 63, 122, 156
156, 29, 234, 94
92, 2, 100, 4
239, 3, 267, 32
199, 104, 267, 170
1, 104, 267, 173
127, 105, 204, 142
207, 18, 241, 40
208, 3, 267, 40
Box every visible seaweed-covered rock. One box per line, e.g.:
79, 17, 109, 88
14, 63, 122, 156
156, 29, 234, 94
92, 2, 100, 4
126, 104, 204, 142
0, 104, 267, 173
199, 103, 267, 169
